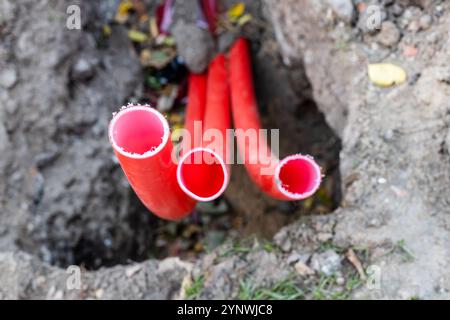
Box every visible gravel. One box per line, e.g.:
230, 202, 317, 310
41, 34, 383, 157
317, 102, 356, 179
310, 250, 342, 276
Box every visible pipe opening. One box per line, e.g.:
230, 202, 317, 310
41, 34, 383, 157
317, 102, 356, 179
109, 106, 168, 157
276, 155, 322, 200
177, 148, 228, 202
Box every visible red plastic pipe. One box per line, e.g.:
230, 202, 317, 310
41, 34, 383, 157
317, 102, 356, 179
199, 0, 218, 34
203, 54, 231, 163
109, 104, 196, 220
229, 38, 322, 200
177, 55, 230, 201
181, 73, 207, 155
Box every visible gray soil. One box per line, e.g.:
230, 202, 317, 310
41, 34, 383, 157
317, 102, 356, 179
1, 0, 449, 299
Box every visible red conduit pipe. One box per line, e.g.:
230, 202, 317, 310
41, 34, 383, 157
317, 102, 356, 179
203, 54, 231, 163
109, 104, 196, 220
177, 54, 230, 201
181, 73, 207, 155
229, 38, 322, 200
199, 0, 218, 34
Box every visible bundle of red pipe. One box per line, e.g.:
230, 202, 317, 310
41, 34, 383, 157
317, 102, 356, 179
109, 38, 322, 221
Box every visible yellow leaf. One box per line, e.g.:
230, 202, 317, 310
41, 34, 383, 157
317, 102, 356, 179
171, 124, 184, 142
228, 2, 245, 22
194, 242, 204, 253
128, 30, 148, 43
368, 63, 407, 87
150, 17, 159, 38
115, 0, 133, 23
302, 197, 314, 210
163, 36, 176, 46
118, 0, 133, 15
103, 24, 111, 36
237, 13, 252, 26
139, 49, 152, 66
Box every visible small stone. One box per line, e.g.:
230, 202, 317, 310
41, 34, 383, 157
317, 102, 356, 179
125, 264, 142, 278
402, 6, 420, 21
419, 14, 432, 30
286, 252, 310, 264
326, 0, 354, 23
172, 21, 214, 73
383, 129, 395, 141
310, 250, 342, 276
0, 67, 18, 88
391, 4, 404, 17
403, 45, 418, 58
294, 261, 315, 276
35, 276, 46, 286
71, 58, 95, 81
95, 288, 104, 299
274, 228, 291, 251
336, 276, 345, 285
407, 20, 420, 32
367, 217, 383, 228
377, 21, 401, 47
317, 232, 333, 242
280, 237, 292, 252
400, 6, 422, 31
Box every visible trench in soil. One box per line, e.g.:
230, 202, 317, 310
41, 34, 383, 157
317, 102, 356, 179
16, 3, 342, 270
17, 75, 341, 270
36, 99, 341, 270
